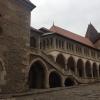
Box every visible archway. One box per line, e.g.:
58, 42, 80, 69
85, 61, 92, 78
64, 77, 75, 87
93, 63, 98, 78
77, 59, 84, 77
67, 57, 75, 73
28, 61, 46, 89
49, 71, 62, 88
56, 54, 65, 69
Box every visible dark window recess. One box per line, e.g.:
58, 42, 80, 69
0, 14, 2, 17
0, 27, 3, 34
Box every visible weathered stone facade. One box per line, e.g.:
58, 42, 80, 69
0, 0, 35, 93
0, 0, 100, 99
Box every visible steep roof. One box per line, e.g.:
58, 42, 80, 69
85, 23, 100, 43
50, 25, 94, 48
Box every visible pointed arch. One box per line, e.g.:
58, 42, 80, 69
92, 63, 98, 78
67, 56, 76, 73
64, 77, 76, 87
56, 54, 66, 69
28, 59, 47, 89
77, 59, 84, 77
85, 61, 92, 78
49, 71, 62, 88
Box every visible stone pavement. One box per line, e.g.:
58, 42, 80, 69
1, 83, 100, 100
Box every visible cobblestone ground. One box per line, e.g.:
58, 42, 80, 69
1, 83, 100, 100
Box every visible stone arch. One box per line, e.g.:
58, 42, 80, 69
77, 59, 84, 77
56, 54, 66, 69
67, 56, 76, 73
92, 63, 98, 78
28, 59, 48, 89
64, 77, 76, 87
49, 71, 62, 88
30, 37, 37, 48
85, 61, 92, 78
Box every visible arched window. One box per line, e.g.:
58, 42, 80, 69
0, 27, 3, 35
77, 59, 84, 77
56, 54, 66, 69
67, 57, 76, 73
92, 63, 98, 78
85, 61, 92, 78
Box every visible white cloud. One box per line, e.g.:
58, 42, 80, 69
30, 0, 100, 36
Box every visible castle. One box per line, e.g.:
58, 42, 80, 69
0, 0, 100, 95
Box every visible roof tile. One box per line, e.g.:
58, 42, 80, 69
50, 25, 94, 48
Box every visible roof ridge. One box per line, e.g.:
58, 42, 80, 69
50, 25, 85, 38
50, 25, 94, 48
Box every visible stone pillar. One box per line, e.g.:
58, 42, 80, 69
65, 60, 68, 71
75, 62, 78, 76
45, 72, 49, 88
91, 66, 94, 78
61, 77, 65, 87
64, 41, 66, 50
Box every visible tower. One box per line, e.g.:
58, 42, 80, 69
0, 0, 35, 93
85, 23, 99, 43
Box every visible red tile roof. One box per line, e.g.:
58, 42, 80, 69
50, 25, 94, 48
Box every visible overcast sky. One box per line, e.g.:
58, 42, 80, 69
30, 0, 100, 36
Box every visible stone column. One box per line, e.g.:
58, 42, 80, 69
45, 72, 49, 88
61, 77, 65, 87
65, 60, 68, 71
64, 40, 66, 50
75, 62, 78, 76
91, 66, 94, 78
